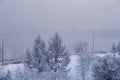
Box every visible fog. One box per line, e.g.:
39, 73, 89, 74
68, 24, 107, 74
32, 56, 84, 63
0, 0, 120, 55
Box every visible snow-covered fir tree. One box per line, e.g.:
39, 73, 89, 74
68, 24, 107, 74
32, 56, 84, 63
47, 32, 70, 80
25, 35, 48, 74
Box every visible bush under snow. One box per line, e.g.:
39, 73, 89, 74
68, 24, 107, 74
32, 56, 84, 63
92, 53, 120, 80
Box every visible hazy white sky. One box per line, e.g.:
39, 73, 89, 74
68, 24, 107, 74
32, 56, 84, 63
0, 0, 120, 54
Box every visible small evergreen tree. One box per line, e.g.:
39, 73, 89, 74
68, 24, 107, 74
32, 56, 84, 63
25, 35, 48, 74
47, 32, 70, 79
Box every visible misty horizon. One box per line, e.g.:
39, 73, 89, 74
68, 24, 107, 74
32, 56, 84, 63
0, 0, 120, 55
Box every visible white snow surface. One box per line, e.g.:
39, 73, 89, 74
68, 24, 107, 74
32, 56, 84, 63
68, 55, 79, 80
95, 52, 120, 58
0, 63, 24, 76
95, 53, 107, 57
2, 63, 24, 71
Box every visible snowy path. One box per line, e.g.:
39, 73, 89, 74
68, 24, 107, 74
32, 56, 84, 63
68, 55, 79, 80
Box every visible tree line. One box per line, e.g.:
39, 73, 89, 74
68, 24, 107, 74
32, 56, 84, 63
25, 32, 70, 80
1, 32, 120, 80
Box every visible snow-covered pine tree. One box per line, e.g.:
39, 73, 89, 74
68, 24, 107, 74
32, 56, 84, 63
32, 35, 48, 73
25, 35, 48, 74
47, 32, 70, 79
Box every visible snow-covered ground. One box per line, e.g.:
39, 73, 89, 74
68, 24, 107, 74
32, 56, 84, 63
0, 55, 80, 79
95, 52, 119, 58
2, 63, 24, 71
0, 63, 24, 77
1, 53, 117, 80
95, 53, 107, 57
68, 55, 79, 80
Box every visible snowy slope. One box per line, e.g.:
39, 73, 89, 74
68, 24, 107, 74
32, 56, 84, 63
2, 63, 24, 71
68, 55, 79, 80
0, 63, 24, 77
